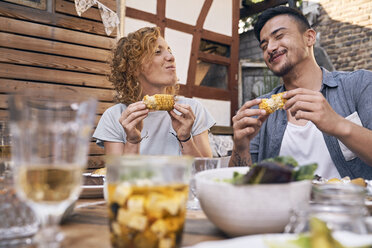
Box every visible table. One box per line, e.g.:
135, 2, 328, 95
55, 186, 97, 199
60, 198, 227, 247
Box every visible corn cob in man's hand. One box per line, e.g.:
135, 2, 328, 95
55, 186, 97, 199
259, 92, 287, 114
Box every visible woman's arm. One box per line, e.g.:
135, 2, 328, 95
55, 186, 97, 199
104, 141, 140, 155
180, 130, 212, 157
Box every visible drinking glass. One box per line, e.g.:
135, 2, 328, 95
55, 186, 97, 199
8, 89, 97, 248
0, 119, 39, 247
187, 157, 220, 210
105, 155, 193, 248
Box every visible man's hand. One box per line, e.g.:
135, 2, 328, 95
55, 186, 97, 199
232, 98, 268, 152
283, 88, 345, 136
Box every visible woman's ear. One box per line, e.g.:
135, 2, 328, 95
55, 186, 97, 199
304, 29, 317, 47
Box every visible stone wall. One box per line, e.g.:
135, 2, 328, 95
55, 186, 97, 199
239, 30, 262, 60
314, 0, 372, 71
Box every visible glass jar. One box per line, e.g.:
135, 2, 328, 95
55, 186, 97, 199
285, 183, 368, 234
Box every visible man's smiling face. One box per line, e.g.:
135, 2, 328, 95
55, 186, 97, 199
259, 14, 310, 77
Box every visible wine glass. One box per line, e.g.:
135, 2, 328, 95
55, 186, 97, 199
187, 157, 220, 210
8, 89, 96, 248
0, 119, 38, 246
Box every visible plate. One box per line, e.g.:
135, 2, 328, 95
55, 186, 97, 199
185, 234, 295, 248
80, 185, 104, 198
185, 232, 372, 248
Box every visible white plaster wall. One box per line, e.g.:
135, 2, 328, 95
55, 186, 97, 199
193, 97, 231, 126
123, 17, 155, 36
164, 28, 193, 85
203, 0, 232, 37
165, 0, 205, 26
126, 0, 157, 14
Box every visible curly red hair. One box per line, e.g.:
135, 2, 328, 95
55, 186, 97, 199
109, 27, 178, 105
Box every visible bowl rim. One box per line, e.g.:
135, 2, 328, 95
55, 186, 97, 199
194, 167, 311, 187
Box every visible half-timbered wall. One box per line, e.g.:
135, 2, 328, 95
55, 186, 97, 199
0, 0, 239, 170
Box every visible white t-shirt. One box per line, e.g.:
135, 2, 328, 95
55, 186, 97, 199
279, 121, 341, 179
93, 97, 216, 155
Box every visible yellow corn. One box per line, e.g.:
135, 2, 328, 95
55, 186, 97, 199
259, 92, 287, 114
143, 94, 175, 111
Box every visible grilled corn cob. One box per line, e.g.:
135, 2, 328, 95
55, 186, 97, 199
259, 92, 287, 114
143, 94, 175, 111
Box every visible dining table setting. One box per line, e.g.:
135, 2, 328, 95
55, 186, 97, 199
59, 198, 226, 248
1, 90, 372, 248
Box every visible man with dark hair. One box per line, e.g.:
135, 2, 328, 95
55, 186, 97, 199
229, 6, 372, 179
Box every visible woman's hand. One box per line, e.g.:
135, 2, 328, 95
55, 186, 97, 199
232, 98, 268, 152
168, 103, 195, 140
119, 102, 149, 143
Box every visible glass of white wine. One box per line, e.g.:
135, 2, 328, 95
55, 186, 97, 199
8, 88, 97, 248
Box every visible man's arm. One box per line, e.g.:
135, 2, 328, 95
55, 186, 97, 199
228, 98, 268, 167
284, 88, 372, 166
228, 148, 253, 167
332, 119, 372, 166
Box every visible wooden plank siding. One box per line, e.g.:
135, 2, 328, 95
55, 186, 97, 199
0, 0, 116, 170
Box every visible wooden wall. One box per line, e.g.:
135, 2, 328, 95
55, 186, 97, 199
0, 0, 116, 171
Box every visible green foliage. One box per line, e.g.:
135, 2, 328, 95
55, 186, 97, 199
293, 163, 318, 181
263, 156, 299, 168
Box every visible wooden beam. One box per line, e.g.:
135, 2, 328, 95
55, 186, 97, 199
198, 51, 230, 66
186, 0, 213, 87
230, 0, 240, 120
126, 7, 157, 24
240, 0, 288, 18
156, 0, 166, 36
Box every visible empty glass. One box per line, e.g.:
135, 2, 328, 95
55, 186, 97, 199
0, 119, 38, 247
105, 155, 193, 248
187, 157, 220, 210
8, 89, 97, 248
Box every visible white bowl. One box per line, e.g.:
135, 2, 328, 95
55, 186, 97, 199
195, 167, 312, 237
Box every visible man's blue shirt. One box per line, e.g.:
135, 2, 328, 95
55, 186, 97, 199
250, 67, 372, 179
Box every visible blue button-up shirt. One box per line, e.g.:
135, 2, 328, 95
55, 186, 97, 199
250, 67, 372, 179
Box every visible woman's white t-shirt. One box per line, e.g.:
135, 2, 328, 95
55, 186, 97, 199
93, 97, 216, 155
279, 121, 341, 179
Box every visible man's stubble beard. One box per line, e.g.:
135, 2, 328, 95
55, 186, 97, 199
271, 60, 294, 77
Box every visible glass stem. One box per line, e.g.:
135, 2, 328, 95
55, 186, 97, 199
33, 209, 64, 248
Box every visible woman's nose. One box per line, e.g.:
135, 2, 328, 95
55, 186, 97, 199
165, 51, 175, 61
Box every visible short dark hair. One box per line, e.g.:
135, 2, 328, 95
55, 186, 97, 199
253, 6, 311, 42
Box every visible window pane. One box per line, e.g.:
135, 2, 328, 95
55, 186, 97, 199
195, 60, 228, 89
199, 39, 230, 57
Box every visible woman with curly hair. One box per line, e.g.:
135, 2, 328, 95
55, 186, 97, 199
93, 27, 215, 157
